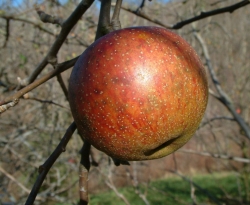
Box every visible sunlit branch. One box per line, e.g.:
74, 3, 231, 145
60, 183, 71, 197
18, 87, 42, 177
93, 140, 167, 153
0, 56, 78, 114
194, 30, 250, 140
180, 149, 250, 164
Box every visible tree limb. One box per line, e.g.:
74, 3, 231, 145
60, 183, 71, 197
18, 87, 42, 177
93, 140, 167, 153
28, 0, 94, 84
111, 0, 123, 30
0, 56, 78, 114
180, 149, 250, 164
194, 31, 250, 140
173, 0, 250, 29
122, 0, 250, 30
95, 0, 112, 40
36, 8, 64, 26
25, 122, 77, 205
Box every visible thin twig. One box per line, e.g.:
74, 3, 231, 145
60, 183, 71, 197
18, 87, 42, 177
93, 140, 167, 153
194, 31, 250, 140
168, 170, 222, 205
122, 0, 250, 30
173, 0, 250, 29
23, 97, 70, 110
25, 122, 77, 205
200, 116, 235, 128
56, 74, 69, 101
0, 166, 31, 195
105, 164, 131, 205
0, 56, 78, 113
179, 149, 250, 164
36, 8, 64, 26
2, 18, 10, 48
0, 14, 55, 36
137, 0, 146, 11
122, 6, 172, 29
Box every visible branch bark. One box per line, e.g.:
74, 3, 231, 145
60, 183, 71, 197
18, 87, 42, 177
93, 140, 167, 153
0, 56, 78, 113
194, 31, 250, 140
28, 0, 94, 84
173, 0, 250, 29
25, 122, 77, 205
122, 0, 250, 30
95, 0, 112, 40
180, 149, 250, 164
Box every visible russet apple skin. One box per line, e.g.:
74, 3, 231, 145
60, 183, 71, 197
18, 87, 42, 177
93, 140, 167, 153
68, 27, 208, 161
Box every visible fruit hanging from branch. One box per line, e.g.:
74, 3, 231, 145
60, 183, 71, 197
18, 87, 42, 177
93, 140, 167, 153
68, 26, 208, 161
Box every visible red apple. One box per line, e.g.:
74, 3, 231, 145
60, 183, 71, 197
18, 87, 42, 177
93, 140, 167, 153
68, 26, 208, 161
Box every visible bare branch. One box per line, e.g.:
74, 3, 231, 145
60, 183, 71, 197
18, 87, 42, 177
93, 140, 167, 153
23, 96, 70, 110
25, 122, 77, 205
173, 0, 250, 29
194, 31, 250, 140
180, 149, 250, 164
95, 0, 112, 40
111, 0, 123, 30
36, 8, 64, 26
0, 14, 55, 36
0, 99, 19, 113
200, 116, 235, 128
137, 0, 146, 11
28, 0, 95, 84
122, 0, 250, 30
56, 74, 69, 101
0, 166, 31, 195
105, 164, 131, 205
2, 18, 10, 48
122, 6, 172, 29
168, 170, 222, 205
0, 56, 78, 114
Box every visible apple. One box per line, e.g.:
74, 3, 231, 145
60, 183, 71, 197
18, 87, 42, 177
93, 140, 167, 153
68, 26, 208, 161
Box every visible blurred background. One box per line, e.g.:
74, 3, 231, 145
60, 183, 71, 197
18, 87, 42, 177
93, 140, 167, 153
0, 0, 250, 204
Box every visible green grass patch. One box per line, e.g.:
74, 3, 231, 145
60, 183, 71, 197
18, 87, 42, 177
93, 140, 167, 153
90, 172, 250, 205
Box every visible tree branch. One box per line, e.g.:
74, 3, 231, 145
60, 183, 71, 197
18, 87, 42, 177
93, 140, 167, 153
2, 18, 10, 48
0, 56, 78, 114
122, 0, 250, 30
194, 31, 250, 140
168, 170, 222, 205
111, 0, 123, 30
36, 8, 64, 26
122, 6, 172, 29
95, 0, 112, 40
173, 0, 250, 29
25, 122, 77, 205
27, 0, 94, 84
180, 149, 250, 164
56, 74, 69, 101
